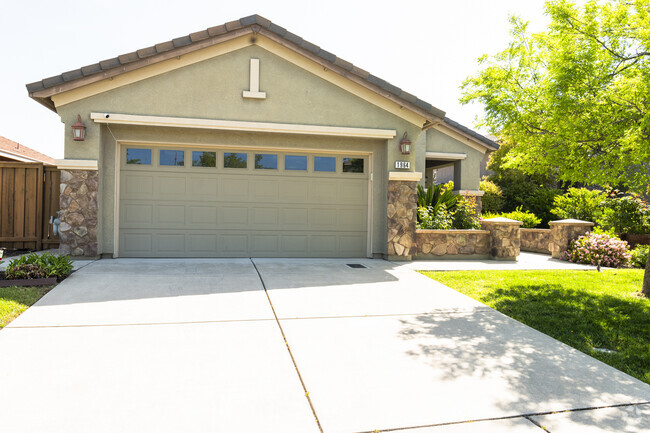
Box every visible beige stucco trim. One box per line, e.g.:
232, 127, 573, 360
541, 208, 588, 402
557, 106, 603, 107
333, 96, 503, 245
388, 171, 422, 182
91, 113, 397, 139
55, 159, 98, 170
425, 151, 467, 160
432, 124, 488, 154
452, 189, 485, 197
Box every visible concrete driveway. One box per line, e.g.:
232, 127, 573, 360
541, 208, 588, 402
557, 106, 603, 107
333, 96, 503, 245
0, 258, 648, 433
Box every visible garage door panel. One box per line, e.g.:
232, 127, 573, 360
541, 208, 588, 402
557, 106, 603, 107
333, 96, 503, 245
188, 206, 218, 225
123, 203, 153, 225
219, 207, 249, 226
156, 175, 187, 198
252, 180, 280, 202
280, 180, 309, 202
219, 234, 248, 254
220, 177, 249, 201
123, 174, 154, 196
156, 205, 186, 225
280, 208, 309, 227
157, 233, 185, 253
251, 235, 279, 254
119, 147, 369, 257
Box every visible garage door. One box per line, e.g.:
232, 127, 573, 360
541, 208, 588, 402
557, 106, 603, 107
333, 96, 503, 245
118, 145, 369, 257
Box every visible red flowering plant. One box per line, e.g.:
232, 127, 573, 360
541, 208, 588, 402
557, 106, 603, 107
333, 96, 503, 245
564, 232, 631, 268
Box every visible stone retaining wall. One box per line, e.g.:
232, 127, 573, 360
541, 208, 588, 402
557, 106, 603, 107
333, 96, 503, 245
59, 169, 98, 257
416, 230, 491, 258
520, 228, 551, 254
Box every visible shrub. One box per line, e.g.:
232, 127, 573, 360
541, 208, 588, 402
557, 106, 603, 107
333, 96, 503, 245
452, 196, 481, 230
551, 188, 606, 222
565, 232, 631, 268
479, 178, 504, 213
482, 206, 541, 228
599, 192, 650, 234
417, 184, 457, 213
630, 245, 648, 269
5, 252, 73, 281
417, 206, 453, 230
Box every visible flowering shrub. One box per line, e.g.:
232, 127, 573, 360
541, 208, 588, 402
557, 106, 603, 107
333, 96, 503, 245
565, 232, 631, 268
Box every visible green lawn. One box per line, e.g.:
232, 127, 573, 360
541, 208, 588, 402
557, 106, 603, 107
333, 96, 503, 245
420, 269, 650, 385
0, 286, 52, 329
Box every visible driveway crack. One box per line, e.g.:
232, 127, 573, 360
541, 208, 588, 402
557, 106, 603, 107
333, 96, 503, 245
250, 258, 324, 433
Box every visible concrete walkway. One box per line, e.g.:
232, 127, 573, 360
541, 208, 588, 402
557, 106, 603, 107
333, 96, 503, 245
0, 257, 647, 432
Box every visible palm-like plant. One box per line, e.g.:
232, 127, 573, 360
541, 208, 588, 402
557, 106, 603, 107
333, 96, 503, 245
417, 184, 458, 214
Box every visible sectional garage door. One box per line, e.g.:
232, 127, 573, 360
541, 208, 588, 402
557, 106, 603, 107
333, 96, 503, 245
118, 145, 369, 257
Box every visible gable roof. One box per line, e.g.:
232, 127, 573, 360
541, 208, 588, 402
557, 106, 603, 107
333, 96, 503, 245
26, 14, 498, 151
0, 136, 55, 165
26, 14, 445, 124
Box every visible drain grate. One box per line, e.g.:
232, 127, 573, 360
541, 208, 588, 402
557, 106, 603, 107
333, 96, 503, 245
346, 263, 367, 269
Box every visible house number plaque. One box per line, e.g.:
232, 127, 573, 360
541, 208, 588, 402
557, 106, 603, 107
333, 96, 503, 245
394, 161, 411, 169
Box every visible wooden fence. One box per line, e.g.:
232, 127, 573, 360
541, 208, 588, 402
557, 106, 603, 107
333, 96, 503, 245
0, 163, 60, 250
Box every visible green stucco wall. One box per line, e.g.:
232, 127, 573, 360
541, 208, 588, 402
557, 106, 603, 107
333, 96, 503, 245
424, 128, 485, 190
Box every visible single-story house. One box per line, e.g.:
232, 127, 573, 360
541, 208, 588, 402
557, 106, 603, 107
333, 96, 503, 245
26, 14, 498, 259
0, 136, 55, 165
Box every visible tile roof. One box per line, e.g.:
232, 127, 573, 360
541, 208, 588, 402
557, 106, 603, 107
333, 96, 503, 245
0, 136, 56, 165
443, 117, 499, 150
26, 14, 445, 121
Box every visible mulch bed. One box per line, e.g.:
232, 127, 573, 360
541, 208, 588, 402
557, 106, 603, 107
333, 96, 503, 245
0, 271, 58, 287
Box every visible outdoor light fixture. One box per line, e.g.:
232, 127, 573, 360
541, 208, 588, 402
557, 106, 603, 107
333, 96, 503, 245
399, 132, 411, 155
71, 115, 86, 141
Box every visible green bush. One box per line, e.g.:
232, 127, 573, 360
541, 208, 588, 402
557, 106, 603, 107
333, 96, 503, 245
630, 245, 648, 269
453, 196, 481, 230
479, 178, 504, 213
5, 253, 73, 281
483, 206, 541, 228
417, 206, 453, 230
599, 192, 650, 234
551, 188, 606, 222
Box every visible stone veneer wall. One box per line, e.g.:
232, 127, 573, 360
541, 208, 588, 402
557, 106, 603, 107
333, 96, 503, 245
480, 218, 523, 260
387, 180, 417, 259
416, 230, 490, 258
520, 228, 551, 254
59, 170, 98, 257
549, 219, 594, 259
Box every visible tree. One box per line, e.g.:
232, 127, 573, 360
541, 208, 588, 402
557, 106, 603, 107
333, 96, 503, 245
461, 0, 650, 296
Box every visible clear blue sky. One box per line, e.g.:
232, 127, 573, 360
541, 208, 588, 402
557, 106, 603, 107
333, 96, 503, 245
0, 0, 548, 158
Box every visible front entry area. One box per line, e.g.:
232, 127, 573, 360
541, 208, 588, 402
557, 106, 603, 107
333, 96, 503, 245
117, 144, 370, 257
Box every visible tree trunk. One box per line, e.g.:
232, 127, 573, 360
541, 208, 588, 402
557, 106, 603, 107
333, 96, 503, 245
641, 254, 650, 298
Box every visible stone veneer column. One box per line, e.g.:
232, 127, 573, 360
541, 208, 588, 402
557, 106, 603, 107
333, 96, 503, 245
549, 219, 595, 259
387, 173, 420, 260
480, 217, 523, 260
59, 170, 98, 257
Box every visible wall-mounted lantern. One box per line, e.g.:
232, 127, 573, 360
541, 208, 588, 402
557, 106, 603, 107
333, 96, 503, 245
399, 132, 411, 155
71, 115, 86, 141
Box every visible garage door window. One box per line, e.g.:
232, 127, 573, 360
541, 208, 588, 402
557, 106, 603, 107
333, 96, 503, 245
255, 154, 278, 170
342, 158, 364, 173
160, 150, 184, 166
126, 148, 151, 165
285, 155, 307, 171
192, 151, 216, 167
314, 156, 336, 172
224, 152, 247, 168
